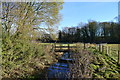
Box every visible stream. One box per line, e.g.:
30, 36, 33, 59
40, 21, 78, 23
47, 52, 74, 79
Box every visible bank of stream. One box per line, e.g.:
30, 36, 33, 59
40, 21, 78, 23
31, 48, 120, 79
46, 48, 120, 79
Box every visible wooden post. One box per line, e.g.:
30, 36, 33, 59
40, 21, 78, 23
105, 46, 106, 53
118, 51, 120, 64
99, 44, 102, 52
102, 45, 104, 53
101, 45, 103, 52
84, 43, 86, 49
99, 44, 101, 52
106, 46, 109, 55
118, 44, 120, 64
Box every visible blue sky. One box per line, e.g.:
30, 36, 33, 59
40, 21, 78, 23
59, 2, 118, 30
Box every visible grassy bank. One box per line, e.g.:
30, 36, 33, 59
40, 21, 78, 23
44, 43, 120, 78
73, 45, 120, 78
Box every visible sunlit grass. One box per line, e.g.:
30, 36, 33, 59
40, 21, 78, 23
105, 44, 119, 50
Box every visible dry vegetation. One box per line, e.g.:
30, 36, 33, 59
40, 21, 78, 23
71, 45, 120, 78
70, 50, 93, 78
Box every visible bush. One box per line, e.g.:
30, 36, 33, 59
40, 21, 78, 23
2, 33, 55, 78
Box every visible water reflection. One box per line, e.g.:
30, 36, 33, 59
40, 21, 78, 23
47, 52, 74, 79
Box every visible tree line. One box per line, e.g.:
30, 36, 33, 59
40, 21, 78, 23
58, 21, 120, 43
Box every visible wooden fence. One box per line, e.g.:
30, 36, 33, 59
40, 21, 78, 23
52, 43, 120, 64
53, 43, 79, 52
75, 43, 120, 65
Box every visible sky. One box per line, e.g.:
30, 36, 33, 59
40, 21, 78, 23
59, 2, 118, 30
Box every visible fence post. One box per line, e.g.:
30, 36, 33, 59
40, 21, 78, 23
118, 50, 120, 64
84, 43, 86, 49
118, 44, 120, 64
99, 44, 101, 52
102, 45, 104, 53
106, 46, 109, 55
101, 45, 103, 52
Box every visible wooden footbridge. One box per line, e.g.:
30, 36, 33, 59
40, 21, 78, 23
52, 43, 120, 65
53, 43, 80, 52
